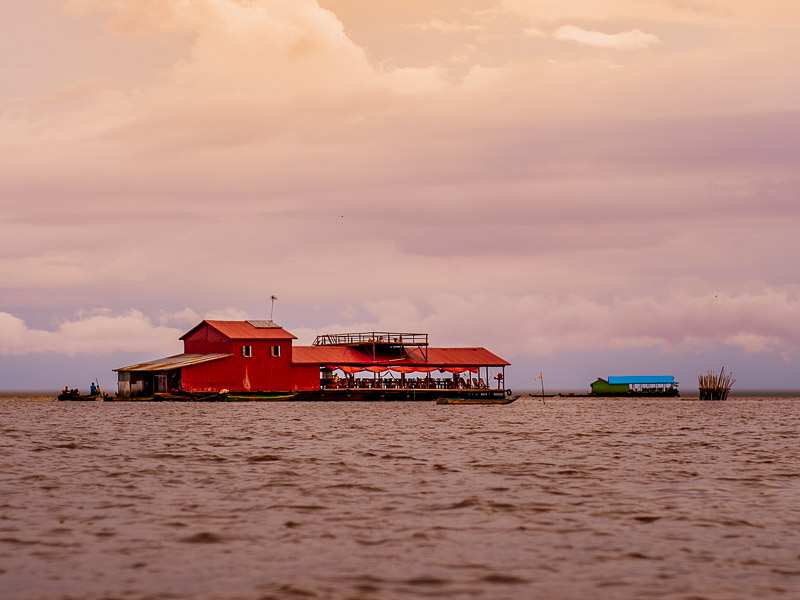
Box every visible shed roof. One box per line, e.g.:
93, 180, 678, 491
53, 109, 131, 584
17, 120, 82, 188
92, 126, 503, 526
608, 376, 675, 384
114, 353, 232, 372
292, 346, 509, 367
179, 320, 297, 341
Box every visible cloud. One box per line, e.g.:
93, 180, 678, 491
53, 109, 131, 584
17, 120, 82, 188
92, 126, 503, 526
203, 307, 250, 321
250, 288, 800, 358
2, 286, 800, 365
416, 18, 485, 34
158, 308, 202, 326
553, 26, 660, 50
0, 310, 183, 356
523, 26, 545, 38
499, 0, 799, 26
2, 1, 800, 388
66, 0, 449, 101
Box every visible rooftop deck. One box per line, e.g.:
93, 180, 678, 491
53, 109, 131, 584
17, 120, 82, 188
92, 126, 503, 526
313, 332, 428, 347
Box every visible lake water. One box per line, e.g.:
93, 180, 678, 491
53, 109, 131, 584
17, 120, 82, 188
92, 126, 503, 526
1, 395, 799, 599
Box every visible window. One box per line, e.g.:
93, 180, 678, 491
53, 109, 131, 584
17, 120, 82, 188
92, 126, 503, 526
270, 345, 281, 357
242, 345, 252, 357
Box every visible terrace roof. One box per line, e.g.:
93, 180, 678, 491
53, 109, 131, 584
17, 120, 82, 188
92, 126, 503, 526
608, 376, 676, 385
292, 346, 509, 367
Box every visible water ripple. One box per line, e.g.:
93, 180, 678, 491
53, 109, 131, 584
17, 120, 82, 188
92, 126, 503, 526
1, 396, 799, 599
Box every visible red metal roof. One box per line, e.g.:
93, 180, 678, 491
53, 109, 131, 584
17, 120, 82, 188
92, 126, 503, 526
292, 346, 509, 367
114, 353, 232, 372
179, 320, 297, 341
292, 346, 373, 364
413, 347, 509, 366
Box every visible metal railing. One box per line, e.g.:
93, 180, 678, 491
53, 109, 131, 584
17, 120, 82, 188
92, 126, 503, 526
313, 332, 428, 347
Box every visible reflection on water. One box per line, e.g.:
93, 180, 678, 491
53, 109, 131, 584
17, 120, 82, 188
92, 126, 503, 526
1, 396, 799, 599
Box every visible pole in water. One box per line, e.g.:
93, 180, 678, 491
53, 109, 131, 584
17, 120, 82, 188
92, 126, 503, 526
535, 372, 545, 405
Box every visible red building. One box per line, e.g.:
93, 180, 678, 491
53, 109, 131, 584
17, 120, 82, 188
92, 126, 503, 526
115, 320, 510, 400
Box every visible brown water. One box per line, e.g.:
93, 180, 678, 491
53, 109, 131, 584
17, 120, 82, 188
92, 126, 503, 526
1, 396, 799, 599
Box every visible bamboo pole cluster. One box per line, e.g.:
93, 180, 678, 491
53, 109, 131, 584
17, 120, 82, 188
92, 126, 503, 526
698, 367, 735, 391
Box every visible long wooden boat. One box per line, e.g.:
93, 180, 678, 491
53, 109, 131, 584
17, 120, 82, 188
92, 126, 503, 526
57, 392, 109, 401
226, 392, 298, 402
153, 391, 229, 402
436, 395, 518, 405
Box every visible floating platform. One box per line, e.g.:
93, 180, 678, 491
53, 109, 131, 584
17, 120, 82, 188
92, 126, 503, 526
96, 387, 514, 402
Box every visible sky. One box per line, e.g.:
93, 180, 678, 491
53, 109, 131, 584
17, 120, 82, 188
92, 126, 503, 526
2, 0, 800, 392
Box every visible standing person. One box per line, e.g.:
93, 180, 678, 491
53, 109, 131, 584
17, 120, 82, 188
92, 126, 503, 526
90, 382, 97, 395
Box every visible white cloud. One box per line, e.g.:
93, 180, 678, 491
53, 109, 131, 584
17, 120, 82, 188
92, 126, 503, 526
67, 0, 449, 101
2, 287, 800, 360
203, 306, 250, 321
256, 288, 800, 359
553, 26, 660, 50
723, 332, 778, 354
417, 18, 485, 34
499, 0, 798, 26
158, 308, 202, 326
523, 26, 546, 38
378, 66, 448, 94
0, 310, 183, 356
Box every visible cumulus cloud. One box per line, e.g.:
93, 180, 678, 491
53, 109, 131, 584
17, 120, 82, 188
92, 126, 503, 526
416, 18, 485, 34
0, 310, 183, 356
261, 288, 800, 358
203, 307, 250, 321
2, 287, 800, 365
523, 26, 545, 38
66, 0, 448, 100
158, 308, 202, 327
499, 0, 794, 25
553, 26, 660, 50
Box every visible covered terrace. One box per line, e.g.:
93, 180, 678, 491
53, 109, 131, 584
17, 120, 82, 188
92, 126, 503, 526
291, 346, 510, 391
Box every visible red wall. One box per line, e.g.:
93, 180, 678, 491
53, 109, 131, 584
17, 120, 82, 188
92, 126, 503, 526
181, 340, 289, 391
183, 324, 232, 354
289, 364, 321, 391
179, 322, 321, 392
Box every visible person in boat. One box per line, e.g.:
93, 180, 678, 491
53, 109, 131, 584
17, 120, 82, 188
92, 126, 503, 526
90, 382, 97, 395
63, 385, 69, 395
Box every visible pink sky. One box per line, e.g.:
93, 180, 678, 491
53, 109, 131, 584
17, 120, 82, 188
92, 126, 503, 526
2, 0, 800, 391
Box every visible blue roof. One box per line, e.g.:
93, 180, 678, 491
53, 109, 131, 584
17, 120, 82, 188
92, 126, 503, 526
608, 376, 675, 385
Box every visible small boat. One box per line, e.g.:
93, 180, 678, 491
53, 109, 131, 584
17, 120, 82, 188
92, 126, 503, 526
57, 391, 108, 401
436, 395, 518, 405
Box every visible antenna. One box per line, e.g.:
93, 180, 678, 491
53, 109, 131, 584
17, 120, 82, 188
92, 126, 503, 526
270, 295, 278, 321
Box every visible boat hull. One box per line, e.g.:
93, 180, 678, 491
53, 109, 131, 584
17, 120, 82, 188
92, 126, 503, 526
57, 393, 108, 401
436, 395, 518, 405
152, 391, 229, 402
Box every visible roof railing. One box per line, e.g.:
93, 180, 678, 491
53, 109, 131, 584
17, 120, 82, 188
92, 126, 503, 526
313, 332, 428, 347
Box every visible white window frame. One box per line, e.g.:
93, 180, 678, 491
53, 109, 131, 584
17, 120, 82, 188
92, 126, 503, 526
242, 345, 252, 357
270, 345, 281, 357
